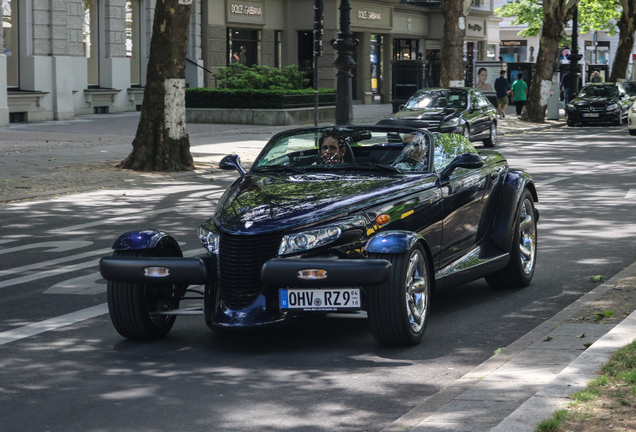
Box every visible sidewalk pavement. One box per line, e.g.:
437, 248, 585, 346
4, 104, 631, 432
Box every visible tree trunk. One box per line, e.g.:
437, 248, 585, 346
440, 0, 466, 87
119, 0, 194, 172
523, 0, 573, 123
609, 0, 636, 82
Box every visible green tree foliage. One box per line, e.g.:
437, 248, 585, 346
495, 0, 620, 37
215, 64, 310, 90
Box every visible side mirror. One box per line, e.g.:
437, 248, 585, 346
219, 154, 247, 178
439, 153, 484, 179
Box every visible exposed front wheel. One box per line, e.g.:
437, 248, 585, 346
485, 189, 537, 289
107, 248, 183, 340
483, 122, 497, 148
367, 244, 431, 346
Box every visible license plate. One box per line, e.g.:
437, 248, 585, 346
583, 113, 600, 117
279, 289, 361, 311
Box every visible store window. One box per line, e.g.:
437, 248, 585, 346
275, 30, 282, 69
585, 40, 610, 65
126, 0, 142, 86
393, 39, 418, 60
228, 28, 261, 66
2, 0, 18, 88
84, 0, 99, 86
371, 35, 382, 94
297, 31, 313, 73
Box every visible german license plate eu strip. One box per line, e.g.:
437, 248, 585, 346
279, 289, 361, 311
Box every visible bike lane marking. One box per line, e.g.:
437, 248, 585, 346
0, 304, 108, 346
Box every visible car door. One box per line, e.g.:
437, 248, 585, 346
468, 90, 487, 137
618, 84, 631, 115
433, 133, 493, 268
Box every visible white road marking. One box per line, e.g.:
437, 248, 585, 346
0, 303, 108, 346
0, 259, 100, 289
0, 247, 112, 277
0, 240, 93, 255
627, 189, 636, 200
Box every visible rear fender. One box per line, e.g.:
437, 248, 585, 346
111, 229, 182, 256
491, 171, 538, 252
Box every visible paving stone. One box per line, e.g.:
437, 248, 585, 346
455, 380, 544, 402
412, 421, 495, 432
482, 364, 564, 383
422, 400, 520, 424
490, 396, 569, 432
505, 348, 581, 366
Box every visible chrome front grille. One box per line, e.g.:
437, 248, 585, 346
218, 231, 282, 310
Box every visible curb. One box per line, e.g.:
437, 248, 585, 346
381, 260, 636, 432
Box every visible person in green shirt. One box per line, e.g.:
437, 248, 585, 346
511, 72, 528, 119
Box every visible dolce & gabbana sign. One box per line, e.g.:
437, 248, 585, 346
351, 3, 391, 28
227, 0, 265, 24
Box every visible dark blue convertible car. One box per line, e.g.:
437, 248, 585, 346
100, 125, 538, 346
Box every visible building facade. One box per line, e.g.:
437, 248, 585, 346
0, 0, 501, 127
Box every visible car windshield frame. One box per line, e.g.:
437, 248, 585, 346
404, 89, 469, 110
250, 126, 435, 174
578, 84, 618, 98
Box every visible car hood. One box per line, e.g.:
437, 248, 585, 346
572, 96, 618, 106
392, 107, 462, 121
214, 173, 436, 234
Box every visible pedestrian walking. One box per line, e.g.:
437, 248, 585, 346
511, 73, 528, 119
494, 70, 511, 119
560, 71, 570, 109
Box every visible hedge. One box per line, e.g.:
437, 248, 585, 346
185, 88, 337, 109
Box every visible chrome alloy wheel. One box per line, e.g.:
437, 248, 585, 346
405, 250, 428, 333
518, 198, 536, 275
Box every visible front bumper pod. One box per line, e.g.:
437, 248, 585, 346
261, 258, 392, 288
99, 256, 210, 285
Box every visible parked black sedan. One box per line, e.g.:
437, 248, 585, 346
390, 88, 498, 148
566, 82, 631, 126
99, 125, 538, 346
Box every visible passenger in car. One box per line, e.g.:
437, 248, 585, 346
392, 134, 427, 171
317, 131, 348, 164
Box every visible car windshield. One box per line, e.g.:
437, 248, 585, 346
578, 85, 617, 98
622, 82, 636, 96
252, 127, 432, 173
404, 90, 468, 110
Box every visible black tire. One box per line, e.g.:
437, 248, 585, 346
614, 110, 623, 126
485, 189, 537, 289
567, 119, 575, 127
367, 244, 431, 346
629, 128, 636, 136
482, 122, 497, 148
107, 248, 182, 340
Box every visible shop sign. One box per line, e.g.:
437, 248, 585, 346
466, 19, 485, 36
351, 2, 391, 28
227, 0, 265, 24
500, 40, 527, 47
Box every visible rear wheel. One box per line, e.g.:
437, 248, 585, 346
367, 244, 431, 346
107, 248, 183, 340
485, 189, 537, 289
482, 122, 497, 148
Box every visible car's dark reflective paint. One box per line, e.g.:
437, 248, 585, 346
621, 81, 636, 97
567, 82, 631, 126
390, 87, 498, 148
99, 126, 538, 346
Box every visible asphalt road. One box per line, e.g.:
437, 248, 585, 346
1, 125, 635, 432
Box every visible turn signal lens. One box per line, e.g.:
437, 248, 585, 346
297, 269, 328, 280
143, 267, 170, 278
376, 214, 391, 225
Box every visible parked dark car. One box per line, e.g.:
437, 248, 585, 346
566, 82, 631, 126
621, 81, 636, 97
99, 125, 538, 346
390, 88, 498, 148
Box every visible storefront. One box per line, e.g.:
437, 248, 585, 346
500, 40, 527, 63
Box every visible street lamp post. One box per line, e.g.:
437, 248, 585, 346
567, 6, 582, 98
330, 0, 358, 125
